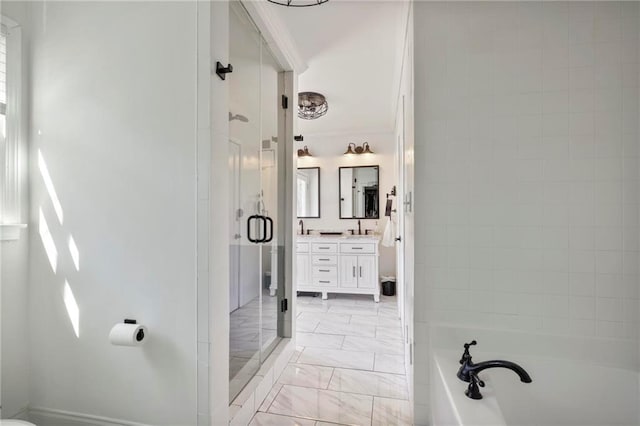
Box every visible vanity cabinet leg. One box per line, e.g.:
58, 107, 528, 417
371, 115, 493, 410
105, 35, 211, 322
322, 292, 328, 300
374, 294, 380, 303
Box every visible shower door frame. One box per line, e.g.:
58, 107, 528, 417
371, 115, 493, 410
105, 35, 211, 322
200, 0, 301, 424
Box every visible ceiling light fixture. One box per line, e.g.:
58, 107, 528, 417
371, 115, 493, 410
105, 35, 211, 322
344, 142, 374, 155
298, 92, 328, 120
267, 0, 328, 7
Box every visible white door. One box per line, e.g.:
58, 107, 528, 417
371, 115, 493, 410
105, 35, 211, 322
229, 140, 241, 312
357, 256, 376, 289
339, 255, 358, 288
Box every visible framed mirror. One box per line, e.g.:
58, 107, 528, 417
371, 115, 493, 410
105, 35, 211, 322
297, 167, 320, 218
339, 165, 379, 219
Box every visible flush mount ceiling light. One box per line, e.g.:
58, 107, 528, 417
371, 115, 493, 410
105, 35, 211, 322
267, 0, 328, 7
297, 146, 313, 157
298, 92, 328, 120
344, 142, 374, 155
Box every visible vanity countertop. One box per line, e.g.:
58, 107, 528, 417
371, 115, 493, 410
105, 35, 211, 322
296, 234, 380, 241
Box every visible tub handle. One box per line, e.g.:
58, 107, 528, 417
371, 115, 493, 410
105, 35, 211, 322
464, 340, 477, 349
460, 340, 477, 364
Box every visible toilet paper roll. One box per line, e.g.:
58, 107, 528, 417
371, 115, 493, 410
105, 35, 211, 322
109, 323, 147, 346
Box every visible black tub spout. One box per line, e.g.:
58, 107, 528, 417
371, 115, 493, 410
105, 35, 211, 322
457, 340, 532, 399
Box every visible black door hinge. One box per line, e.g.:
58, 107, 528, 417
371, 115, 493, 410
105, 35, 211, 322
280, 298, 288, 313
282, 95, 289, 109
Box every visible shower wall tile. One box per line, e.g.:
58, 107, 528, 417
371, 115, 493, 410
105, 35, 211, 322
414, 1, 640, 340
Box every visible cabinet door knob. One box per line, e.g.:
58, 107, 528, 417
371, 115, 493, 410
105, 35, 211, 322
395, 237, 402, 242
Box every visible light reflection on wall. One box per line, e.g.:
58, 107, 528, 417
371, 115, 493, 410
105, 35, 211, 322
68, 235, 79, 271
64, 280, 80, 338
38, 208, 57, 272
38, 150, 82, 339
38, 149, 64, 225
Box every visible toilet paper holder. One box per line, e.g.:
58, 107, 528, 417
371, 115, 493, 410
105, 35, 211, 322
123, 319, 145, 342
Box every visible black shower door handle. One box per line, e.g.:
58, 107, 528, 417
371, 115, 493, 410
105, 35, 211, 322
247, 215, 262, 243
264, 216, 274, 243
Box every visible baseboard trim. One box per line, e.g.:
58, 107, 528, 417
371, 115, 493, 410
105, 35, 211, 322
7, 406, 29, 421
28, 407, 152, 426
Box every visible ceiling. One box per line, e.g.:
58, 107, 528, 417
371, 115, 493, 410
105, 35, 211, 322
271, 0, 407, 135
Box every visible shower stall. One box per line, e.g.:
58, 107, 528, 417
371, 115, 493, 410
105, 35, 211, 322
227, 2, 289, 402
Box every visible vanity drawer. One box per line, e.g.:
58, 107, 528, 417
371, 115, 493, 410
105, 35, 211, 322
312, 266, 338, 277
313, 277, 338, 287
312, 255, 338, 265
296, 243, 309, 253
340, 243, 375, 254
311, 243, 338, 253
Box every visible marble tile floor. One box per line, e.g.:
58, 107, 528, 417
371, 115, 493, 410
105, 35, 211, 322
249, 293, 412, 426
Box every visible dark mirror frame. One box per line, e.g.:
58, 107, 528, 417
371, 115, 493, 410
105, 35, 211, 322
296, 167, 321, 219
339, 165, 380, 220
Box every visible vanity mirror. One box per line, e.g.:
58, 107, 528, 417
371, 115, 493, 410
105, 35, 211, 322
339, 165, 379, 219
297, 167, 320, 218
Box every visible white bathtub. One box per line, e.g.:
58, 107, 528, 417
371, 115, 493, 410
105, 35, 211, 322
431, 327, 640, 426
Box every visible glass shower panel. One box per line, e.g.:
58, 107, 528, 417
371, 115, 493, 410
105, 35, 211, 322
260, 41, 282, 358
228, 2, 263, 401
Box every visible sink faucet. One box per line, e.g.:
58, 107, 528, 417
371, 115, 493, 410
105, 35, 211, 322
357, 219, 362, 235
457, 340, 532, 400
298, 219, 304, 235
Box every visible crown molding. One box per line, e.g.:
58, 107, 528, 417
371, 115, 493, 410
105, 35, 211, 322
299, 127, 394, 139
242, 0, 308, 74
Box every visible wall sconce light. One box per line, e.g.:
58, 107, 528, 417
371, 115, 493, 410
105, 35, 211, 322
344, 142, 374, 155
297, 146, 313, 157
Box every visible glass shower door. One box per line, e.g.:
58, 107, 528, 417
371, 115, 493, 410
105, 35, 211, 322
228, 1, 263, 400
228, 1, 284, 401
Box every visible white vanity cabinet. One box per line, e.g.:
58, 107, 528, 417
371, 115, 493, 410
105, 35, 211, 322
296, 242, 311, 287
296, 236, 380, 302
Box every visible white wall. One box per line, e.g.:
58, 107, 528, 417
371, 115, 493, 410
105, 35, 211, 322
296, 131, 397, 276
1, 1, 30, 419
26, 2, 198, 424
413, 2, 640, 424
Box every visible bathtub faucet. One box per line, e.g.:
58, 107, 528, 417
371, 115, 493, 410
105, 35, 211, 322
457, 340, 532, 400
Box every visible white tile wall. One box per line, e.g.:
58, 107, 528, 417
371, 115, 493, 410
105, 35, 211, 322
414, 2, 639, 423
415, 0, 639, 338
